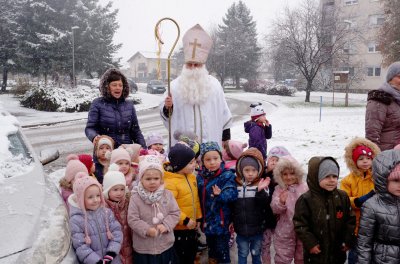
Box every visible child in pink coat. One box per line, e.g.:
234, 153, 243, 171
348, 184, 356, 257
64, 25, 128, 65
222, 139, 248, 170
271, 156, 308, 264
59, 154, 89, 205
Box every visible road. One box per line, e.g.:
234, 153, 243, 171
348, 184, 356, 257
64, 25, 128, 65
22, 96, 258, 174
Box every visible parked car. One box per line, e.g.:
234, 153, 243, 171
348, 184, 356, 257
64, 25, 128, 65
127, 78, 138, 93
0, 110, 78, 263
146, 80, 166, 94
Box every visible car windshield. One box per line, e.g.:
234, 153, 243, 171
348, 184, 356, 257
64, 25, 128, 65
151, 80, 163, 85
1, 131, 34, 179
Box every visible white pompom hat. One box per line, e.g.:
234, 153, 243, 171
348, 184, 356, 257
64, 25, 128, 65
102, 163, 127, 200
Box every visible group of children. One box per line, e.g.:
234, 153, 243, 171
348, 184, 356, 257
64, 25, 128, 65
59, 102, 400, 264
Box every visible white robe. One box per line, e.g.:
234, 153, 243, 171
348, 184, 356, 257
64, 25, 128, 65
160, 75, 232, 148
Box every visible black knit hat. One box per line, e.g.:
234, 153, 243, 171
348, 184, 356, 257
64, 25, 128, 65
168, 143, 196, 172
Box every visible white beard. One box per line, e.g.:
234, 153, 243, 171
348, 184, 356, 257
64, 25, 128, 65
178, 65, 213, 105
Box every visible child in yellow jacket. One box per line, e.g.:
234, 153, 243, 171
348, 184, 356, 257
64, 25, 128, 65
163, 143, 202, 264
340, 137, 380, 264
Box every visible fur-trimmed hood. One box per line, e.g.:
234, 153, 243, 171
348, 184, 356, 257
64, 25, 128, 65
344, 137, 381, 176
273, 156, 304, 188
99, 68, 130, 100
235, 147, 264, 186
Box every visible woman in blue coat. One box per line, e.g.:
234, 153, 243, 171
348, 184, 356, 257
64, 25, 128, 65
85, 68, 146, 149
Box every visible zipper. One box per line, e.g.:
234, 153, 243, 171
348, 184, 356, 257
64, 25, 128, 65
93, 211, 105, 257
185, 175, 196, 220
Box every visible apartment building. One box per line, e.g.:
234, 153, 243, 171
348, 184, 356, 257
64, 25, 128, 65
321, 0, 386, 91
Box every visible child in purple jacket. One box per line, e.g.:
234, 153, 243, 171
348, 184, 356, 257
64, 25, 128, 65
244, 103, 272, 159
69, 172, 123, 264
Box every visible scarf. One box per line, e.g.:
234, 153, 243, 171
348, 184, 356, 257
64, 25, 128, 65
133, 182, 165, 204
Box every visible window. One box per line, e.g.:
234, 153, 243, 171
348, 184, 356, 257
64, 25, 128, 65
368, 43, 381, 53
367, 66, 381, 77
369, 14, 385, 26
344, 0, 358, 5
343, 43, 355, 54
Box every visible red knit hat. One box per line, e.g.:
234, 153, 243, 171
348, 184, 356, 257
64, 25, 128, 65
388, 164, 400, 181
352, 145, 373, 164
78, 154, 93, 174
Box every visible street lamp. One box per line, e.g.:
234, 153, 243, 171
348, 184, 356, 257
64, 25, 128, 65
71, 26, 79, 88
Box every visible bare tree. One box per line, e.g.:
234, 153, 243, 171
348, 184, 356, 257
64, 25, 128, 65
378, 0, 400, 66
268, 0, 356, 102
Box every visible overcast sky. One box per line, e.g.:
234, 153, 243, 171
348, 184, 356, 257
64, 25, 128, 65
99, 0, 299, 64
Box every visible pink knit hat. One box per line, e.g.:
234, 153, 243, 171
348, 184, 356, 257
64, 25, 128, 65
223, 140, 248, 160
73, 172, 112, 244
110, 147, 131, 164
182, 24, 213, 64
388, 164, 400, 181
138, 155, 164, 180
64, 154, 89, 183
394, 144, 400, 150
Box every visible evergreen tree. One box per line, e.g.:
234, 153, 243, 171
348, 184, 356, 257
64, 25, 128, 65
216, 1, 261, 88
0, 0, 23, 91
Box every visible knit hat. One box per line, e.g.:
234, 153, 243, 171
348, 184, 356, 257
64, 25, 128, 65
223, 140, 248, 160
109, 147, 131, 164
388, 163, 400, 181
318, 159, 339, 182
97, 135, 114, 150
386, 61, 400, 82
394, 144, 400, 150
169, 143, 196, 172
72, 172, 112, 244
182, 24, 213, 64
268, 146, 290, 158
138, 155, 164, 180
238, 156, 259, 172
173, 130, 200, 158
102, 163, 127, 200
64, 154, 89, 183
352, 145, 373, 164
250, 102, 266, 121
146, 132, 164, 147
200, 141, 221, 161
122, 143, 142, 162
78, 154, 93, 174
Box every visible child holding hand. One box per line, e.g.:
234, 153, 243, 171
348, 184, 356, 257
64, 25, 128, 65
128, 155, 180, 264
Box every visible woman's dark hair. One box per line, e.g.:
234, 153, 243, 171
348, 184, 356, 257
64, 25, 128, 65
99, 68, 130, 99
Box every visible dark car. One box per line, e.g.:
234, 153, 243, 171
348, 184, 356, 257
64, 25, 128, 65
127, 78, 138, 93
146, 80, 166, 94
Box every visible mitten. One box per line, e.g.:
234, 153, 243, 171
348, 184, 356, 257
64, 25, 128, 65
103, 251, 117, 263
354, 190, 375, 208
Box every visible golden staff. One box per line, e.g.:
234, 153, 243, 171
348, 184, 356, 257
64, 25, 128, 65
154, 17, 180, 150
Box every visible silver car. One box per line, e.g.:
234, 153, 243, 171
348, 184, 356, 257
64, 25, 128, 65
0, 110, 77, 263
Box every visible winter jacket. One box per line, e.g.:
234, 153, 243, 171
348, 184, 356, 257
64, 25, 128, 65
365, 83, 400, 151
127, 189, 180, 255
357, 150, 400, 264
163, 163, 202, 230
340, 137, 380, 235
69, 196, 123, 264
271, 156, 308, 264
197, 162, 238, 236
85, 69, 146, 148
105, 195, 133, 264
232, 148, 271, 236
293, 157, 356, 264
244, 120, 272, 159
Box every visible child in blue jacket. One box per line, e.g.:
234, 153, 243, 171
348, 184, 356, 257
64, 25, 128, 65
197, 141, 238, 264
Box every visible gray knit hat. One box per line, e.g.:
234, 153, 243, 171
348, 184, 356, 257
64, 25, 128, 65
238, 156, 259, 172
386, 61, 400, 82
318, 159, 339, 182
